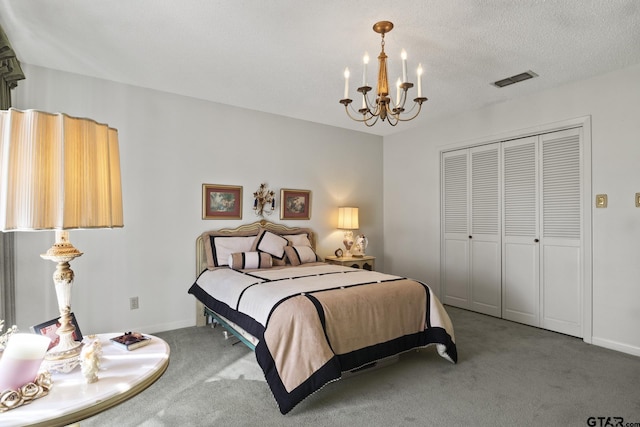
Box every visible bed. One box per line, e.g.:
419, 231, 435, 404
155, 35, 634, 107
188, 220, 457, 414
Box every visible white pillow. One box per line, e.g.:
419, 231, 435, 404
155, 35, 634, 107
211, 236, 256, 267
283, 233, 312, 247
253, 230, 288, 260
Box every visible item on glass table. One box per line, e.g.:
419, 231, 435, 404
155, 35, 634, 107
0, 333, 51, 393
109, 332, 151, 351
0, 320, 18, 351
80, 339, 102, 383
0, 371, 52, 412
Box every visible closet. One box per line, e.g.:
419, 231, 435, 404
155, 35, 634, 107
441, 143, 501, 317
441, 126, 585, 337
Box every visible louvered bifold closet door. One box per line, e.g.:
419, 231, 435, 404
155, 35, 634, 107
469, 144, 501, 316
540, 128, 582, 337
442, 150, 471, 309
502, 136, 540, 326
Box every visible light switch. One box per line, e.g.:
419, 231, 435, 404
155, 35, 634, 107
595, 194, 607, 208
636, 193, 640, 207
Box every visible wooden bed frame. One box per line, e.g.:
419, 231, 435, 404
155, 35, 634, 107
194, 219, 317, 327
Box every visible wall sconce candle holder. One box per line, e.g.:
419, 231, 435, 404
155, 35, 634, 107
253, 183, 275, 217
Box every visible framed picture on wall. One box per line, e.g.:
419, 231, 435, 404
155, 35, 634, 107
31, 313, 83, 350
280, 189, 311, 220
202, 184, 243, 219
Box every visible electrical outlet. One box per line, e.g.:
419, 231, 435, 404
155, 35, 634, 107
129, 296, 139, 310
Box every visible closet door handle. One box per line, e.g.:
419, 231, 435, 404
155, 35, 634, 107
534, 239, 540, 243
469, 235, 472, 239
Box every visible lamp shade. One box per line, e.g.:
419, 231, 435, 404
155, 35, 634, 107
337, 207, 359, 230
0, 108, 123, 231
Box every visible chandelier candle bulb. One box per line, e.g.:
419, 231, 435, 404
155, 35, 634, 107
417, 63, 423, 98
362, 52, 369, 86
401, 49, 408, 83
343, 67, 350, 99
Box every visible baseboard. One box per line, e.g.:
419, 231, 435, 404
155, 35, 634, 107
138, 319, 195, 335
592, 337, 640, 357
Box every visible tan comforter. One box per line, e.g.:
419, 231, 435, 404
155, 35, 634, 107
189, 263, 457, 414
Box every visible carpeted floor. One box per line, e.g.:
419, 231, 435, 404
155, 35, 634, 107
82, 307, 640, 426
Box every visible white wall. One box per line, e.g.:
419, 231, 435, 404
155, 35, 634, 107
12, 64, 384, 335
11, 62, 640, 357
384, 62, 640, 356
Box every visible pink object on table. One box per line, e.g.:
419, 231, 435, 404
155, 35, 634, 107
0, 333, 51, 391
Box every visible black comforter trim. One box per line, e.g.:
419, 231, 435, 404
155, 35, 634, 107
255, 339, 342, 415
188, 283, 265, 339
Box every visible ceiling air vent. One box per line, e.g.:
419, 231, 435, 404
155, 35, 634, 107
492, 70, 538, 88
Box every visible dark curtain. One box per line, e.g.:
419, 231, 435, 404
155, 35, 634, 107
0, 24, 25, 326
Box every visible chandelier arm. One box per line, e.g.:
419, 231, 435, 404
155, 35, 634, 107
395, 95, 414, 115
384, 106, 400, 126
362, 114, 380, 127
393, 91, 425, 116
342, 104, 377, 123
367, 97, 383, 117
393, 99, 427, 122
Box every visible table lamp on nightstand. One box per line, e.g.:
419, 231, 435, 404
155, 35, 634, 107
337, 206, 359, 257
0, 108, 123, 373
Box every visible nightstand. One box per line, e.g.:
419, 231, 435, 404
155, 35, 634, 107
325, 255, 375, 271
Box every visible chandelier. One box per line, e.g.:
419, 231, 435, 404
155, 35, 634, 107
340, 21, 427, 127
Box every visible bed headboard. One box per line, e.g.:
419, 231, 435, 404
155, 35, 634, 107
194, 220, 316, 326
195, 219, 317, 276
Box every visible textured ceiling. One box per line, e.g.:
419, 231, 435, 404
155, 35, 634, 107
1, 0, 639, 136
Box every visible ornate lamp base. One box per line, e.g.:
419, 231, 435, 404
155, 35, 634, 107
342, 230, 355, 257
40, 231, 83, 373
43, 342, 83, 373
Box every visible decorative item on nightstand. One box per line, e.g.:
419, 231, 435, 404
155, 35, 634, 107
337, 207, 359, 257
352, 234, 369, 257
0, 108, 123, 373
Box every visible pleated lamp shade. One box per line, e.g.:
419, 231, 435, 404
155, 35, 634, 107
337, 207, 359, 230
0, 108, 123, 231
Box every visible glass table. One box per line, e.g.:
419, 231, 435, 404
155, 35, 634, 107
1, 333, 170, 427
